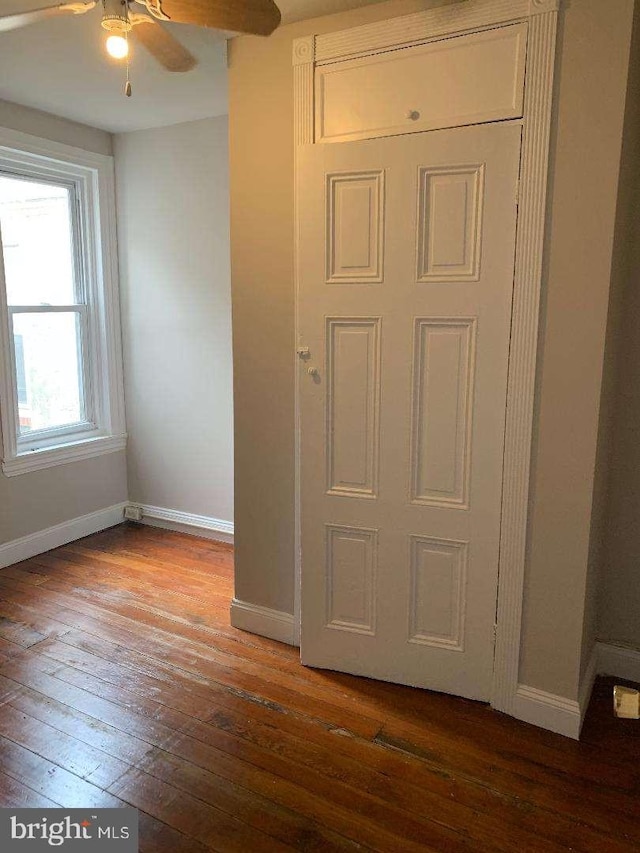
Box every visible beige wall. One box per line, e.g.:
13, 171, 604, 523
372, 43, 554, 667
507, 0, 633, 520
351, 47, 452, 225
582, 0, 640, 683
597, 2, 640, 652
115, 117, 234, 525
0, 453, 127, 543
229, 0, 634, 699
518, 0, 634, 697
0, 100, 127, 544
229, 0, 447, 611
0, 99, 112, 157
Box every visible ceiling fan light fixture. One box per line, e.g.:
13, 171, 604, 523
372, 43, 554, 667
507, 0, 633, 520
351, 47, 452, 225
101, 0, 131, 60
106, 33, 129, 59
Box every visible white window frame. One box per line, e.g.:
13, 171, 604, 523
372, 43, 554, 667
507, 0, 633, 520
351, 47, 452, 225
0, 128, 126, 476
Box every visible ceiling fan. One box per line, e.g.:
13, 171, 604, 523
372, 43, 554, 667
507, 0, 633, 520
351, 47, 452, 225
0, 0, 281, 75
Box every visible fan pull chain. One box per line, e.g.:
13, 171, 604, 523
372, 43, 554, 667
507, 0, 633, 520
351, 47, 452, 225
125, 25, 132, 96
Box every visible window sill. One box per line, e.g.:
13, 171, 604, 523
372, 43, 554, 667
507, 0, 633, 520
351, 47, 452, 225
2, 433, 127, 477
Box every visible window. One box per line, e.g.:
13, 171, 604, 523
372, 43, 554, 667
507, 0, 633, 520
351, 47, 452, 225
0, 130, 126, 476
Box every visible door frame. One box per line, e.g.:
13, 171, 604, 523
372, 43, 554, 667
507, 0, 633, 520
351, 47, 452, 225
292, 0, 560, 722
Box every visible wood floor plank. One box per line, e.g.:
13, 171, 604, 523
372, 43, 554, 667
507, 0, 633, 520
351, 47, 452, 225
0, 573, 297, 662
0, 523, 638, 853
0, 565, 50, 585
374, 726, 640, 842
42, 617, 638, 818
44, 625, 385, 738
0, 663, 177, 759
65, 541, 235, 582
0, 769, 62, 808
56, 547, 235, 601
137, 811, 213, 853
53, 621, 388, 732
0, 599, 71, 642
26, 553, 233, 615
109, 767, 299, 853
22, 641, 224, 722
0, 736, 125, 808
0, 615, 48, 648
0, 563, 287, 661
11, 644, 611, 851
0, 568, 293, 660
0, 657, 378, 850
0, 701, 131, 789
134, 747, 369, 852
0, 636, 25, 663
0, 561, 628, 800
42, 649, 625, 851
1, 647, 482, 851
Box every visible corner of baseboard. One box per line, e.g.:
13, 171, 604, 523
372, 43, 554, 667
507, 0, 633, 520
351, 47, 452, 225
128, 503, 234, 545
577, 642, 599, 734
512, 684, 582, 739
230, 598, 298, 647
511, 640, 600, 741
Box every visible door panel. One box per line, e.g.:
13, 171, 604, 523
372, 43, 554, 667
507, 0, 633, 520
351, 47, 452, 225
327, 171, 384, 282
410, 317, 475, 508
326, 318, 380, 498
298, 123, 522, 701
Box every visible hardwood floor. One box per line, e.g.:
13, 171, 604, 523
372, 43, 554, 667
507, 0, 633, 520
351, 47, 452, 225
0, 523, 638, 852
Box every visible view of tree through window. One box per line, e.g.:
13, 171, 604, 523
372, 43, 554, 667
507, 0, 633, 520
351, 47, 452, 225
0, 175, 86, 436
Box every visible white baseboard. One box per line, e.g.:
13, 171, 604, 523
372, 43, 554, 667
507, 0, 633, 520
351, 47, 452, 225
230, 597, 297, 646
512, 684, 582, 740
0, 502, 127, 569
597, 641, 640, 683
129, 503, 234, 545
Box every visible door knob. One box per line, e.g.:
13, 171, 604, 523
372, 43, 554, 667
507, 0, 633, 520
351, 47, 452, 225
308, 367, 319, 377
406, 110, 420, 121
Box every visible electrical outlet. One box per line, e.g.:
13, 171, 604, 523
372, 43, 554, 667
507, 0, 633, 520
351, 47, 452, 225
613, 685, 640, 719
124, 505, 143, 522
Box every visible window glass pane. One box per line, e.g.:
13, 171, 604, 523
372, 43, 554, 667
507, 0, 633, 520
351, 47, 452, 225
0, 175, 77, 306
13, 312, 84, 434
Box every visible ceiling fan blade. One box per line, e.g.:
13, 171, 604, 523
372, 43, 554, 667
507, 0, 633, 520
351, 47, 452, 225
132, 21, 197, 72
133, 0, 280, 36
0, 1, 96, 33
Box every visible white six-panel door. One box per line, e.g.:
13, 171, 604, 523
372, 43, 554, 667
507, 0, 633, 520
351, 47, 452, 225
298, 123, 522, 701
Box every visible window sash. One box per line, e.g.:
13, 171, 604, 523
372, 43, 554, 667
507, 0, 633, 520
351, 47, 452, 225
0, 170, 86, 309
8, 305, 95, 449
0, 168, 97, 451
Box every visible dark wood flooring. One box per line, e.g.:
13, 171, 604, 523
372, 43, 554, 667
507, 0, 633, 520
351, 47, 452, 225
0, 523, 638, 851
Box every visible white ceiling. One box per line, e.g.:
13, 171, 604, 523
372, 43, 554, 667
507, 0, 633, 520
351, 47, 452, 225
0, 0, 387, 134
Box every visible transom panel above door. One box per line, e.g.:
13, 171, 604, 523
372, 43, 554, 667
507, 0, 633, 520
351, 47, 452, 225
315, 22, 527, 144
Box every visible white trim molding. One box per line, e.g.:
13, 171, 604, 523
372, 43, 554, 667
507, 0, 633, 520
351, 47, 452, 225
313, 0, 559, 64
1, 434, 127, 477
127, 503, 234, 544
0, 502, 126, 569
597, 642, 640, 684
293, 0, 560, 731
492, 2, 559, 720
0, 126, 127, 477
513, 684, 582, 740
230, 598, 297, 646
